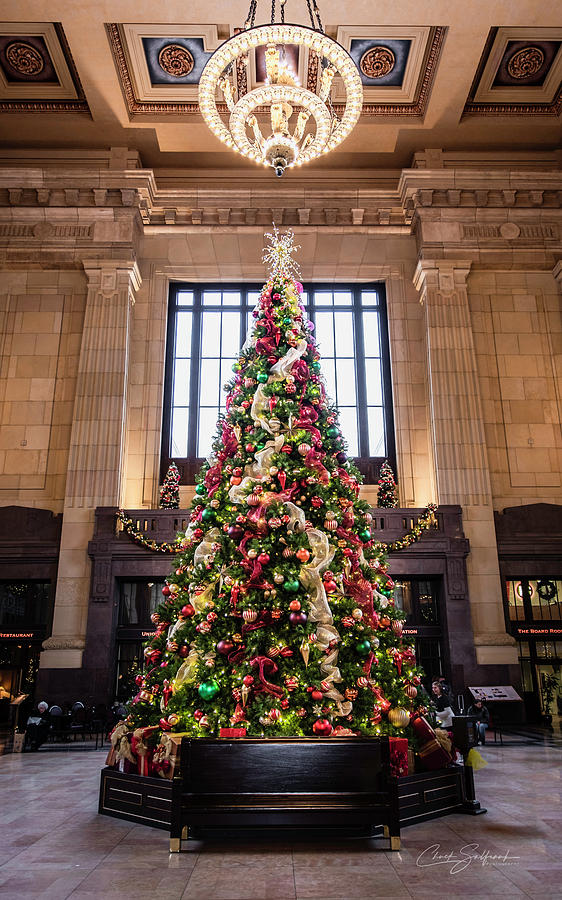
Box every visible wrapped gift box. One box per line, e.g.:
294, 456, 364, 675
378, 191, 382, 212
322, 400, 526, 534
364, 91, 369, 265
411, 715, 453, 771
219, 727, 247, 738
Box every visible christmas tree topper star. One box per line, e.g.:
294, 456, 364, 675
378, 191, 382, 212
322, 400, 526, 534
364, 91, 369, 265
263, 226, 301, 279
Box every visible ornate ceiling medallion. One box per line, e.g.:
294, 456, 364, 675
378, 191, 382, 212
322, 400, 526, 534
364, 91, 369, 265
507, 46, 545, 79
198, 0, 363, 176
158, 43, 195, 78
5, 40, 44, 76
360, 45, 395, 79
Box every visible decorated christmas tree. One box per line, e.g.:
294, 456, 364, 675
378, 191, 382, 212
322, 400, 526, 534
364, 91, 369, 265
377, 460, 399, 508
160, 462, 181, 509
127, 231, 424, 741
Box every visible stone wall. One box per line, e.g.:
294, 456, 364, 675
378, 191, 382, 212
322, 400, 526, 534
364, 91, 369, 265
0, 149, 560, 693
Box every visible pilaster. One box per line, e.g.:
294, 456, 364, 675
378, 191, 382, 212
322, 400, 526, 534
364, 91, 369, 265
40, 259, 141, 672
414, 259, 518, 667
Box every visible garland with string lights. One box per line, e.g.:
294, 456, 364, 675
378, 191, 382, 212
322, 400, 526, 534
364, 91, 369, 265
117, 510, 181, 554
373, 504, 438, 552
117, 504, 438, 556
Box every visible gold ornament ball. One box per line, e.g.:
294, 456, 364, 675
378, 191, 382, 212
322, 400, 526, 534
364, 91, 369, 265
352, 608, 363, 620
388, 707, 411, 728
274, 572, 284, 584
247, 549, 258, 559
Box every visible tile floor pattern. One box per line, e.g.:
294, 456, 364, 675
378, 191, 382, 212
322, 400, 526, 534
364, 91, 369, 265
0, 742, 560, 899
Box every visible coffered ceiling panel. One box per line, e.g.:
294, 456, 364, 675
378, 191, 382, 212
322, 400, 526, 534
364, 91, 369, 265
109, 23, 219, 112
336, 26, 442, 115
465, 27, 562, 115
0, 21, 88, 112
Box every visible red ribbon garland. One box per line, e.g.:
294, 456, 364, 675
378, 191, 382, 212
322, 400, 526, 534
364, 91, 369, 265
250, 656, 284, 698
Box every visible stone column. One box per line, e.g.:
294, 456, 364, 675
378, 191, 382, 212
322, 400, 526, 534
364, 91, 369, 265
414, 260, 518, 668
40, 260, 141, 684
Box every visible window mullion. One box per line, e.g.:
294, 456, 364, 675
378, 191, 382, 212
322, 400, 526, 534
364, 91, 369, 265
354, 287, 369, 458
379, 283, 396, 469
188, 288, 202, 459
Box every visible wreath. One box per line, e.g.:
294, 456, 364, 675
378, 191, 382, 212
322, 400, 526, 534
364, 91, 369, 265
537, 580, 557, 603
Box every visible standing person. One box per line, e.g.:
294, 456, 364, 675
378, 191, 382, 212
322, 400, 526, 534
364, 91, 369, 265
467, 698, 490, 745
431, 681, 455, 727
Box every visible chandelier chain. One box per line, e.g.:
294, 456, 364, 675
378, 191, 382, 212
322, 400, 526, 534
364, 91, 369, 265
271, 0, 276, 25
305, 0, 317, 30
312, 0, 324, 32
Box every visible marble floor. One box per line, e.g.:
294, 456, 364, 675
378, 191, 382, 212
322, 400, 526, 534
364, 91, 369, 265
0, 741, 560, 899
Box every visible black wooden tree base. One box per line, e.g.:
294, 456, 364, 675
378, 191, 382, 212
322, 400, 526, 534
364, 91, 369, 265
99, 738, 482, 842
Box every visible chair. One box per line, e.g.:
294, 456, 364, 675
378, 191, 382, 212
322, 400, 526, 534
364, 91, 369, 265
48, 705, 69, 742
70, 702, 87, 741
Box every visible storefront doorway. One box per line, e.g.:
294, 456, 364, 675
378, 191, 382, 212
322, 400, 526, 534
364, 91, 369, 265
506, 578, 562, 723
0, 580, 54, 724
115, 579, 164, 701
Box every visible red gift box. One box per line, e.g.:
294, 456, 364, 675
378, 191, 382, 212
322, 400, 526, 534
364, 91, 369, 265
411, 715, 453, 771
389, 736, 409, 778
219, 727, 247, 738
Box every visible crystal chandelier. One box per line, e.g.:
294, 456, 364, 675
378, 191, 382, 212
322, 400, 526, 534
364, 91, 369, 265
198, 0, 363, 176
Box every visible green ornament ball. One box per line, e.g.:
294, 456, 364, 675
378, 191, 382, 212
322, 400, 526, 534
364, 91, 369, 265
283, 316, 292, 325
256, 443, 265, 451
359, 528, 372, 542
284, 578, 300, 592
326, 425, 339, 438
257, 372, 268, 384
356, 640, 371, 656
311, 362, 321, 372
198, 680, 220, 701
195, 484, 205, 495
232, 362, 241, 372
201, 508, 215, 523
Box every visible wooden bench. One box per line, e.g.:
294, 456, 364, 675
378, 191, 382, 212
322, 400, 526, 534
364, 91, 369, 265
170, 736, 400, 851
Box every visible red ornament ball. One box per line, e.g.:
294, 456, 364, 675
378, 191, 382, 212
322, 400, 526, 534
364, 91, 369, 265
311, 689, 323, 701
313, 718, 333, 736
181, 604, 195, 618
243, 675, 254, 686
289, 599, 301, 612
193, 710, 204, 721
289, 611, 308, 626
296, 548, 310, 562
258, 552, 270, 564
178, 645, 189, 658
162, 585, 171, 597
216, 639, 235, 656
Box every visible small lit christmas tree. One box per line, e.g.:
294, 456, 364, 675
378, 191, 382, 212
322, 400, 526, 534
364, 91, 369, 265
127, 231, 423, 740
377, 460, 399, 508
160, 462, 180, 509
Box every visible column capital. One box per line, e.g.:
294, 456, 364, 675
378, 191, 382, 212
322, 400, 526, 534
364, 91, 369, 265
553, 260, 562, 285
413, 259, 472, 295
82, 259, 141, 296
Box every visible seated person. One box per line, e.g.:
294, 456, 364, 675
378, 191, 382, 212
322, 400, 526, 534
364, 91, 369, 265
467, 698, 490, 745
